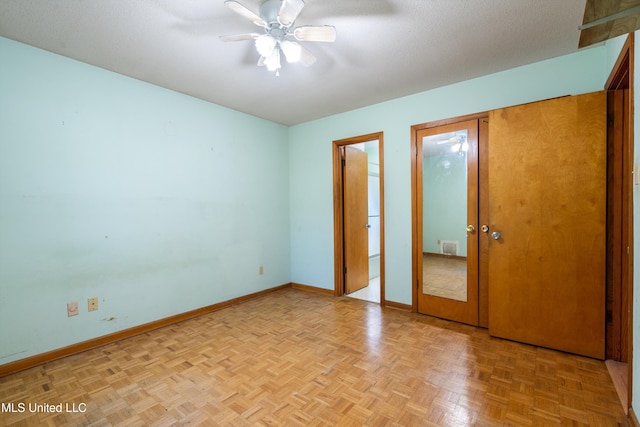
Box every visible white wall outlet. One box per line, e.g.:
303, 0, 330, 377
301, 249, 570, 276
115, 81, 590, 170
88, 297, 98, 312
259, 265, 264, 275
67, 302, 79, 317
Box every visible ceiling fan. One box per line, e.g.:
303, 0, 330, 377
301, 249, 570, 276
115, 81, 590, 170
219, 0, 337, 75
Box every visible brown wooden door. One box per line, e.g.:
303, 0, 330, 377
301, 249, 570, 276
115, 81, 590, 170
487, 91, 607, 359
343, 146, 369, 294
416, 119, 479, 325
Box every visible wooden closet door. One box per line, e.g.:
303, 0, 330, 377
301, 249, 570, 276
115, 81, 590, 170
487, 91, 607, 359
417, 119, 479, 326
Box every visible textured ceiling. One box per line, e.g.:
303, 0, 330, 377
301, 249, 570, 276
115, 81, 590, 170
0, 0, 588, 126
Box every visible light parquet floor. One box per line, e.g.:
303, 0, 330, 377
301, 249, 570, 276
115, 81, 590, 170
423, 255, 467, 302
0, 288, 627, 426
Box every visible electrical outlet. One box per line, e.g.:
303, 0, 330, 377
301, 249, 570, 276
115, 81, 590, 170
259, 265, 264, 275
88, 297, 98, 312
67, 302, 79, 317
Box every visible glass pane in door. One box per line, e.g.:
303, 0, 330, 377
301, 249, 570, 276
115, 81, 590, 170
422, 130, 468, 302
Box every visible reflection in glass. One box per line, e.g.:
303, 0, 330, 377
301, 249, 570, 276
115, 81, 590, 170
422, 130, 468, 302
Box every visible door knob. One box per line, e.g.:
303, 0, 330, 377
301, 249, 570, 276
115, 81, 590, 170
491, 231, 501, 240
466, 225, 475, 233
481, 225, 489, 233
365, 224, 371, 229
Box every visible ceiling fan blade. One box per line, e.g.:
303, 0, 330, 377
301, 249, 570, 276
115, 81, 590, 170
298, 45, 316, 67
219, 33, 260, 42
224, 0, 266, 27
293, 25, 336, 42
278, 0, 305, 26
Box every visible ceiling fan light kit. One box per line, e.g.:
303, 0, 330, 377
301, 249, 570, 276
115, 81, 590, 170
255, 33, 277, 57
281, 40, 302, 63
220, 0, 336, 75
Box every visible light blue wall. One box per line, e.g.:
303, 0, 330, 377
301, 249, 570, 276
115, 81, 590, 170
605, 35, 628, 80
289, 46, 607, 305
0, 37, 290, 364
423, 153, 468, 256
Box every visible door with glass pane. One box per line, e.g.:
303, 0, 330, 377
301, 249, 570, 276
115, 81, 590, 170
416, 119, 479, 325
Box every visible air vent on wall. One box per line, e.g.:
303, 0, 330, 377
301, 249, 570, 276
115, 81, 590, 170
440, 240, 459, 256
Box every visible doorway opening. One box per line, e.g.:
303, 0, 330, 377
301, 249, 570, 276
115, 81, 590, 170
603, 33, 634, 415
332, 132, 385, 305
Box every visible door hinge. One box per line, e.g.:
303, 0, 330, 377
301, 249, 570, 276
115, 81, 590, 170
343, 267, 347, 275
342, 158, 346, 167
416, 279, 419, 289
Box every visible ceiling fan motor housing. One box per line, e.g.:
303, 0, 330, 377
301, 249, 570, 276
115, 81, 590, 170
260, 0, 285, 26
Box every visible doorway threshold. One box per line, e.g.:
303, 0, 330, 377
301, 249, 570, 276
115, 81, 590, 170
605, 359, 628, 414
346, 276, 380, 303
